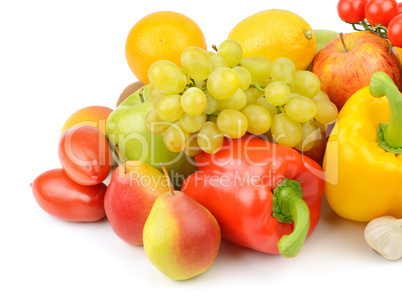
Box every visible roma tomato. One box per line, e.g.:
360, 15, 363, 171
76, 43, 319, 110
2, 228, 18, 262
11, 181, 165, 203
388, 14, 402, 47
337, 0, 367, 23
58, 125, 112, 186
365, 0, 398, 26
31, 168, 107, 222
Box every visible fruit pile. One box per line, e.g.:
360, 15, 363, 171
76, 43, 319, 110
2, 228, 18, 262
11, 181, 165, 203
31, 4, 402, 283
145, 40, 338, 155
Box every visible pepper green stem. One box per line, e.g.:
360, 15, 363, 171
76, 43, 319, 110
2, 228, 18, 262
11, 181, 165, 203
371, 72, 402, 153
272, 179, 310, 258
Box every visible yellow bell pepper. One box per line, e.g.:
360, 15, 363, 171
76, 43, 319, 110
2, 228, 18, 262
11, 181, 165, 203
324, 72, 402, 222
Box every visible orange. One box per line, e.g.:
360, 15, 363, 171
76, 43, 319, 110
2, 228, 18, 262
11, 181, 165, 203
125, 11, 207, 84
228, 9, 316, 70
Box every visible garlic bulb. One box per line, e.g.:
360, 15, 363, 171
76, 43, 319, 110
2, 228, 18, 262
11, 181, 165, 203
364, 216, 402, 261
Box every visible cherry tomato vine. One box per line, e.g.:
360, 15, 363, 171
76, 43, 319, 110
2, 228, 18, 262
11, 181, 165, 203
337, 0, 402, 49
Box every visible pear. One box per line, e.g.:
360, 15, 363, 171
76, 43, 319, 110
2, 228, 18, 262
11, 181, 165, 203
106, 85, 197, 189
313, 29, 339, 53
143, 166, 221, 280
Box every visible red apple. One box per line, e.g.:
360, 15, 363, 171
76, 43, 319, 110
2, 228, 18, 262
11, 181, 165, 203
311, 31, 402, 111
104, 160, 170, 245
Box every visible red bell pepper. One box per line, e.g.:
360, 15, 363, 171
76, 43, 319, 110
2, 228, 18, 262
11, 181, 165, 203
182, 135, 325, 258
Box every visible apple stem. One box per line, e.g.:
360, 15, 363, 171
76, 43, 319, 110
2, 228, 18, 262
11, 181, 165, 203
114, 143, 127, 174
339, 32, 349, 53
161, 164, 175, 196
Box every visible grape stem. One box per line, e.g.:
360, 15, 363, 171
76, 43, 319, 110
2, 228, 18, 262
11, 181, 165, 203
251, 82, 266, 92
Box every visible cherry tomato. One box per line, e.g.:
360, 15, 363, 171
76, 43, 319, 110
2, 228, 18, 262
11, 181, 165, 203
365, 0, 399, 26
31, 168, 107, 222
337, 0, 367, 23
58, 125, 112, 186
398, 2, 402, 14
388, 14, 402, 47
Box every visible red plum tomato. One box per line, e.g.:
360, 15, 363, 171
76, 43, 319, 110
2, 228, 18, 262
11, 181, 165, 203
31, 168, 107, 222
365, 0, 398, 26
58, 125, 112, 186
337, 0, 367, 23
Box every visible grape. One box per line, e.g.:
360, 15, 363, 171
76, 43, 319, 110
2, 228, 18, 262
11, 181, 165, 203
195, 80, 207, 91
148, 60, 187, 94
216, 109, 248, 139
207, 67, 239, 100
197, 121, 224, 154
181, 87, 207, 116
264, 81, 291, 106
270, 57, 296, 83
181, 46, 212, 81
145, 109, 171, 133
217, 88, 247, 111
162, 124, 190, 152
284, 95, 317, 123
184, 132, 202, 157
217, 39, 243, 67
148, 85, 166, 108
255, 95, 278, 118
210, 54, 229, 71
312, 90, 330, 102
289, 71, 321, 98
271, 113, 302, 147
294, 120, 318, 152
241, 104, 272, 135
204, 94, 219, 114
179, 112, 206, 133
232, 66, 252, 90
314, 99, 338, 124
156, 95, 183, 122
240, 56, 272, 84
244, 87, 264, 104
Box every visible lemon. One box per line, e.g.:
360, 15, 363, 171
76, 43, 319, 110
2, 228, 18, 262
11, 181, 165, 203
228, 9, 316, 70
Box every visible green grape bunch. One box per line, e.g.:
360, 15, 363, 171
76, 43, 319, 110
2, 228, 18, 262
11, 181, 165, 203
145, 39, 338, 156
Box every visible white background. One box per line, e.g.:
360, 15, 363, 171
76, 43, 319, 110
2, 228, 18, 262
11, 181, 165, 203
1, 0, 400, 303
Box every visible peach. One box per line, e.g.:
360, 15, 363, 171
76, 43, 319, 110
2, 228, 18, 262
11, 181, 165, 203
61, 105, 113, 136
